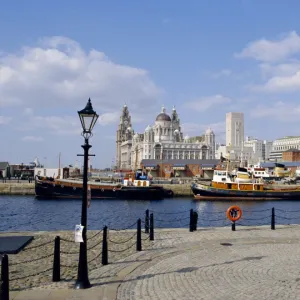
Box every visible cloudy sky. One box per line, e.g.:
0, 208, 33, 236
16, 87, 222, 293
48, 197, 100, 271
1, 0, 300, 168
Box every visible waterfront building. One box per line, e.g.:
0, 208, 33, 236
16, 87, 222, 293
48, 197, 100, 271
116, 105, 216, 171
141, 158, 221, 179
269, 136, 300, 161
0, 162, 10, 178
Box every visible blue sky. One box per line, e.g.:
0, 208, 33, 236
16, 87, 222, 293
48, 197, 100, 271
1, 0, 300, 168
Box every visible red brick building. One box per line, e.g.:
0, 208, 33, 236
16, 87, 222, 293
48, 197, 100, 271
282, 148, 300, 161
141, 159, 221, 179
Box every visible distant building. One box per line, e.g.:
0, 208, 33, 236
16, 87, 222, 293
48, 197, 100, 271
226, 112, 244, 147
0, 162, 10, 178
269, 136, 300, 161
116, 105, 216, 171
282, 148, 300, 162
141, 159, 221, 179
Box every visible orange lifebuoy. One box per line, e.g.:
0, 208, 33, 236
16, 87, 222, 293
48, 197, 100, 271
226, 205, 242, 222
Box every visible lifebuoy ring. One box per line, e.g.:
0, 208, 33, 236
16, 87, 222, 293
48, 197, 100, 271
226, 205, 242, 222
113, 188, 116, 192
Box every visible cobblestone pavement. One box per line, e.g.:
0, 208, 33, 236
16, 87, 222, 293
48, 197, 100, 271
7, 225, 300, 299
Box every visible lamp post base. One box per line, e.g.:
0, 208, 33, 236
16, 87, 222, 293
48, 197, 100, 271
74, 279, 91, 289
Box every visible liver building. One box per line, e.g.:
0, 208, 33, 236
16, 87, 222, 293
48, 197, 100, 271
116, 105, 216, 170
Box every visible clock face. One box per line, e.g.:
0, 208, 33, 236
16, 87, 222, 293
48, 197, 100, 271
124, 120, 128, 126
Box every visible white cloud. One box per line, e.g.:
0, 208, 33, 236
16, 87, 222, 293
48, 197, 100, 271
259, 62, 300, 77
250, 101, 300, 121
253, 71, 300, 92
182, 122, 225, 135
0, 36, 163, 110
23, 108, 34, 116
18, 115, 81, 135
0, 116, 12, 124
21, 136, 44, 142
98, 112, 120, 126
211, 69, 232, 79
235, 31, 300, 62
184, 95, 232, 112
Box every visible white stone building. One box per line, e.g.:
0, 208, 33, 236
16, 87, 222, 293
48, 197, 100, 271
116, 105, 216, 170
269, 136, 300, 161
226, 112, 244, 147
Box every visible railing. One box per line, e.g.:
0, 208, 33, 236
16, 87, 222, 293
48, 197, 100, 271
2, 206, 300, 299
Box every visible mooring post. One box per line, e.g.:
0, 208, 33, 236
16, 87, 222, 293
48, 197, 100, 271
150, 213, 154, 241
145, 209, 149, 233
102, 226, 108, 265
52, 236, 61, 282
189, 209, 194, 232
193, 211, 198, 231
137, 218, 142, 251
0, 254, 9, 300
271, 207, 275, 230
231, 221, 236, 231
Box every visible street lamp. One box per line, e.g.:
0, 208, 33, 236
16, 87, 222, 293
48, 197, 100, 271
75, 98, 99, 289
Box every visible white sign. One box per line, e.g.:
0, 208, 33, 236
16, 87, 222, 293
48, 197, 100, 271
75, 224, 84, 243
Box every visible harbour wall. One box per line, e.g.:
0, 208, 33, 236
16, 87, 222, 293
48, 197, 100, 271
0, 183, 35, 195
0, 182, 194, 197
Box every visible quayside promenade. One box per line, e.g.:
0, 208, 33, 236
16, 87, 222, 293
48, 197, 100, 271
3, 223, 300, 299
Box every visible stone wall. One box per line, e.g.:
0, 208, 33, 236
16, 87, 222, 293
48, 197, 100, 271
0, 183, 35, 195
157, 183, 193, 197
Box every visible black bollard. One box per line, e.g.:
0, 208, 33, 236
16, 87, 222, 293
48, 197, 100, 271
189, 209, 194, 232
145, 209, 149, 233
102, 226, 108, 265
52, 236, 61, 282
137, 218, 142, 251
193, 211, 198, 231
0, 254, 9, 300
231, 222, 236, 231
150, 213, 154, 241
271, 207, 275, 230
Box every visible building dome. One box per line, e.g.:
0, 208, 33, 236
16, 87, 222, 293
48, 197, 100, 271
126, 127, 132, 132
156, 113, 171, 121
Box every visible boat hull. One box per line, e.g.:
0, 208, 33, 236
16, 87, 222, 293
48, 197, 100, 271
35, 176, 168, 200
191, 183, 300, 200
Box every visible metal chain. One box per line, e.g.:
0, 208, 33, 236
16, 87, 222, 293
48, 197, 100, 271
108, 240, 136, 253
22, 240, 53, 251
108, 231, 136, 244
87, 239, 102, 251
61, 249, 79, 255
10, 267, 52, 281
10, 253, 53, 266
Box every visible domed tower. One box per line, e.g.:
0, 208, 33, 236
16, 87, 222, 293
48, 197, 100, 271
154, 106, 172, 143
205, 127, 215, 159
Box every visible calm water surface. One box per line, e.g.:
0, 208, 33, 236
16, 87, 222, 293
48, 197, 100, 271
1, 195, 300, 231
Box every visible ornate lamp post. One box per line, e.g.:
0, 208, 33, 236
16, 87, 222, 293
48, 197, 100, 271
75, 98, 99, 289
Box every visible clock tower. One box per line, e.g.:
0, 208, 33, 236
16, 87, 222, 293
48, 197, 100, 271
116, 104, 133, 170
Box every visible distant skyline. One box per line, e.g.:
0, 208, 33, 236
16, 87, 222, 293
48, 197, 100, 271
2, 0, 300, 168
